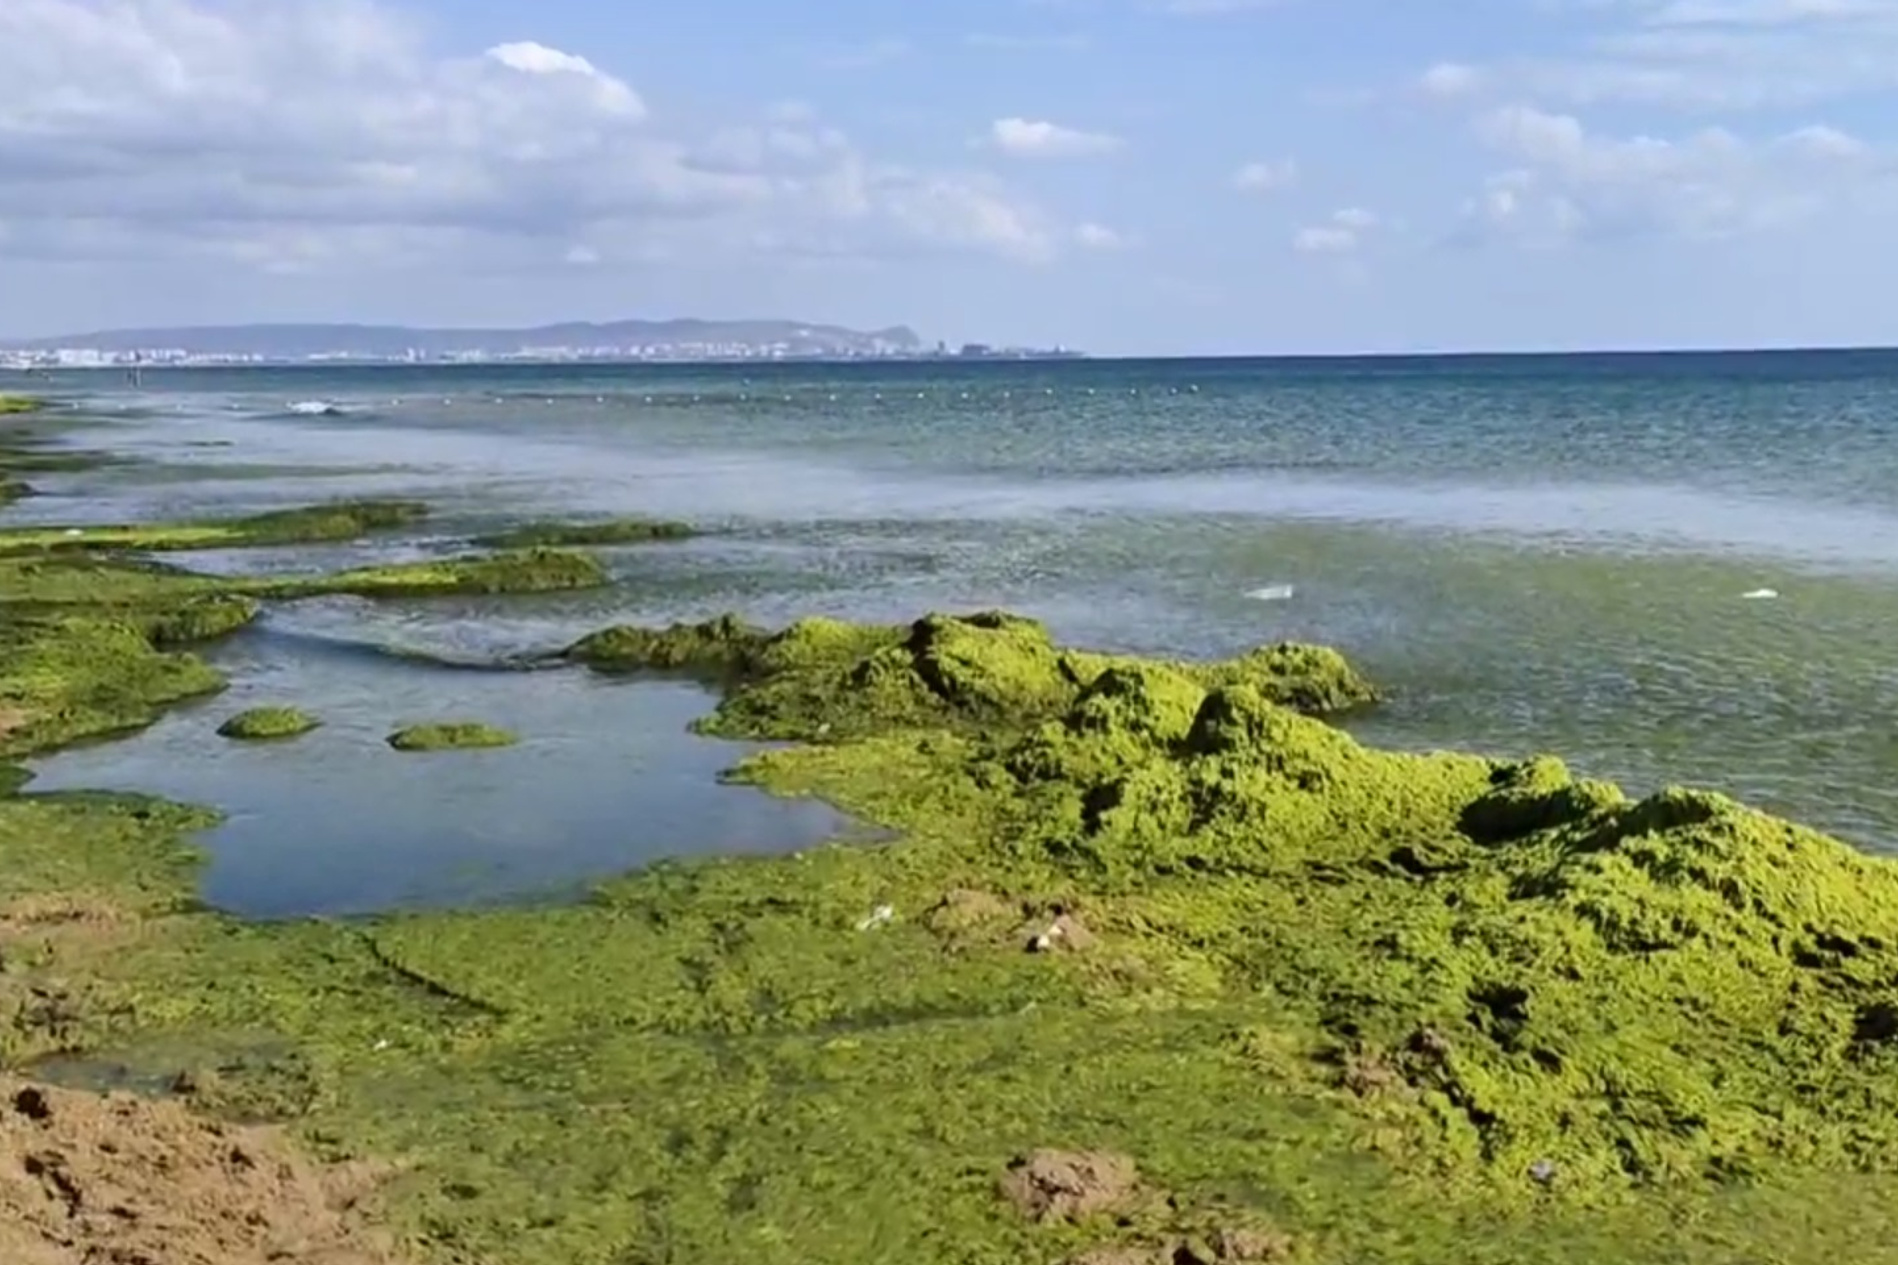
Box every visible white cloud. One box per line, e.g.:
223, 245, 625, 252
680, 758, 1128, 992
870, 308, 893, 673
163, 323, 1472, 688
1073, 221, 1130, 249
0, 0, 1095, 273
1423, 0, 1898, 110
1456, 103, 1880, 245
989, 117, 1123, 158
1293, 207, 1378, 253
1418, 61, 1484, 98
1232, 158, 1298, 191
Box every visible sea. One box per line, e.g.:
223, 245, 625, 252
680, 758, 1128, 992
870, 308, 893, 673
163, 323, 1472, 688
11, 352, 1898, 917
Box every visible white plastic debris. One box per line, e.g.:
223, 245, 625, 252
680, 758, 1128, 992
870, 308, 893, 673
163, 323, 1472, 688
1243, 584, 1295, 602
856, 904, 894, 932
1740, 588, 1780, 600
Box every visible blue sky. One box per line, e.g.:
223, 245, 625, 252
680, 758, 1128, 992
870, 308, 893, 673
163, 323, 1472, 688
3, 0, 1898, 355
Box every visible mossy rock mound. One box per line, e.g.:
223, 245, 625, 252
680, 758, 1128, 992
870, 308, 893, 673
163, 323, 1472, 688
386, 722, 518, 752
566, 609, 1377, 742
723, 662, 1898, 1191
138, 594, 260, 646
267, 549, 609, 600
217, 706, 320, 741
227, 498, 429, 543
0, 396, 44, 415
474, 517, 695, 549
0, 615, 227, 758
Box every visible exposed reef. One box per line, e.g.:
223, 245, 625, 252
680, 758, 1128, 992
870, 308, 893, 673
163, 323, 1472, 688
472, 516, 696, 549
0, 499, 430, 556
385, 721, 518, 751
217, 707, 321, 741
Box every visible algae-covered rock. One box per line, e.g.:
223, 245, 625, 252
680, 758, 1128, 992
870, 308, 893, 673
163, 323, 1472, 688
0, 396, 44, 415
0, 498, 429, 556
263, 549, 609, 600
565, 613, 772, 675
385, 722, 518, 751
566, 609, 1377, 744
713, 642, 1898, 1195
0, 615, 226, 758
217, 707, 320, 741
473, 516, 695, 549
137, 594, 261, 646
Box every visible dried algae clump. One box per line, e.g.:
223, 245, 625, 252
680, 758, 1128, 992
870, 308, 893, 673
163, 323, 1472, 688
474, 516, 695, 549
217, 707, 319, 741
386, 722, 517, 751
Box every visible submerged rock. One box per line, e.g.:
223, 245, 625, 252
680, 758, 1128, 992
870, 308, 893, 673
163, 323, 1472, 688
217, 707, 320, 741
473, 516, 695, 549
385, 722, 518, 752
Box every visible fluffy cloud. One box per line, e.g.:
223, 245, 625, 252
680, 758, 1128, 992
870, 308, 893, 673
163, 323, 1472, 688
0, 0, 1098, 272
1455, 103, 1883, 245
1293, 207, 1378, 253
989, 117, 1123, 159
1231, 159, 1298, 191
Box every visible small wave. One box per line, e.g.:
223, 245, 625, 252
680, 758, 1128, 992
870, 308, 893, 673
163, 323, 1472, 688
287, 400, 344, 416
1243, 584, 1296, 601
250, 622, 563, 673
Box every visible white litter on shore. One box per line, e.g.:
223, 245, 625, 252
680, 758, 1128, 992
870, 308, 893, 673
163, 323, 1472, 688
1740, 588, 1780, 600
1243, 584, 1295, 601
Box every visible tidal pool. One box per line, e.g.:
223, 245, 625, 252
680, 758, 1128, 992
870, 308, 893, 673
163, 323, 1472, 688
24, 613, 861, 918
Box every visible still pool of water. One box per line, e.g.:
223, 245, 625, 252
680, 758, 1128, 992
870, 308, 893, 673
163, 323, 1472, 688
24, 618, 858, 919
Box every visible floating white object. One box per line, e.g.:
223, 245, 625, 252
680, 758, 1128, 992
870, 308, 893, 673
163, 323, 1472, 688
1740, 588, 1780, 600
1244, 584, 1296, 601
286, 400, 340, 415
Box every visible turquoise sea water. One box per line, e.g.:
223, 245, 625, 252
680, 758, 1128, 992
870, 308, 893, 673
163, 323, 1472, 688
15, 351, 1898, 912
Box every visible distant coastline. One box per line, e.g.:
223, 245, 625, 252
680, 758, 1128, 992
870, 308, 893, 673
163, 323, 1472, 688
0, 318, 1085, 370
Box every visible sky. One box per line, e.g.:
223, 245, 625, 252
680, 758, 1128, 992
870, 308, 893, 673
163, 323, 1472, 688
5, 0, 1898, 356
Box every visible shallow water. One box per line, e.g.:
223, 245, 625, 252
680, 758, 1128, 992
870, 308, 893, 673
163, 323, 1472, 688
16, 352, 1898, 911
24, 616, 857, 919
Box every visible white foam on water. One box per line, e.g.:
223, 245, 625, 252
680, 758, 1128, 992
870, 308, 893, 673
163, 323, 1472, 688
1741, 588, 1780, 599
1243, 584, 1296, 601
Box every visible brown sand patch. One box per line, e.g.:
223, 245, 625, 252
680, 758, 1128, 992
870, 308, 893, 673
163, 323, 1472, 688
0, 705, 27, 740
0, 1075, 404, 1265
999, 1148, 1140, 1224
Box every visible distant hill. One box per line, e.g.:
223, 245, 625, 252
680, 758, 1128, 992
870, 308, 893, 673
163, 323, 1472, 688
2, 319, 925, 359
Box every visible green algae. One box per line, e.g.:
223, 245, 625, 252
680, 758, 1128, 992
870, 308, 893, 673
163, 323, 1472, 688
0, 615, 227, 759
385, 722, 518, 751
14, 584, 1898, 1262
258, 548, 608, 600
0, 395, 44, 415
217, 707, 320, 741
0, 498, 430, 556
0, 548, 608, 611
0, 499, 430, 557
12, 748, 1898, 1265
473, 515, 696, 549
566, 610, 1377, 742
